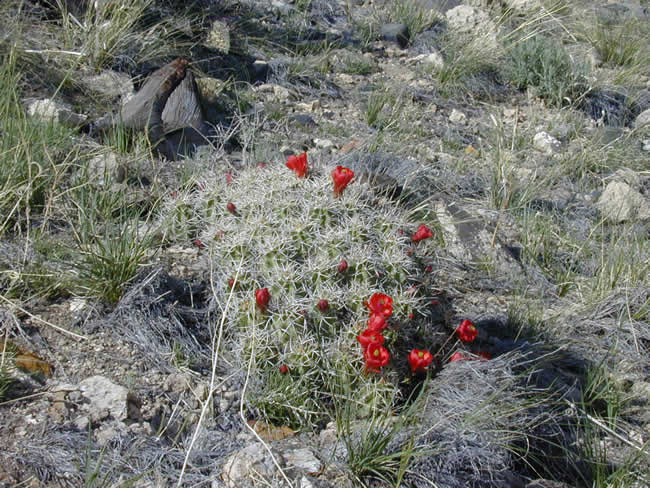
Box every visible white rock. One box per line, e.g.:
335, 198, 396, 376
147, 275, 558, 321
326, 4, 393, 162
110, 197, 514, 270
446, 5, 497, 40
449, 109, 467, 124
284, 447, 322, 474
87, 151, 121, 184
79, 375, 130, 421
596, 181, 650, 223
314, 138, 334, 149
222, 443, 283, 488
533, 131, 561, 154
634, 108, 650, 128
27, 99, 86, 127
85, 70, 133, 100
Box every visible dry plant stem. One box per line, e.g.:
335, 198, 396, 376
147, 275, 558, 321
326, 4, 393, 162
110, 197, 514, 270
176, 254, 243, 487
239, 330, 294, 488
567, 400, 650, 456
0, 294, 87, 340
0, 391, 47, 407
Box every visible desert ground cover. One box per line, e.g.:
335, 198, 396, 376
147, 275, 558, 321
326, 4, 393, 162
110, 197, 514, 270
0, 0, 648, 487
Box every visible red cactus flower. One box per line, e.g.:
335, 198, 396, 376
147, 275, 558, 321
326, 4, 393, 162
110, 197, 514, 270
317, 299, 329, 312
257, 162, 267, 169
225, 172, 233, 184
449, 351, 468, 362
279, 364, 289, 374
367, 313, 388, 332
477, 351, 492, 360
193, 239, 204, 249
365, 293, 393, 318
425, 265, 433, 273
357, 329, 384, 350
364, 343, 390, 372
408, 349, 433, 373
337, 259, 348, 273
331, 166, 354, 197
227, 202, 237, 214
286, 152, 308, 178
412, 224, 433, 242
255, 288, 270, 312
228, 277, 236, 289
456, 319, 478, 343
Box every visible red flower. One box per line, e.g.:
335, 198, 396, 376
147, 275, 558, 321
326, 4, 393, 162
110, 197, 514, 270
255, 288, 270, 312
227, 277, 236, 289
279, 364, 289, 374
425, 265, 433, 273
408, 349, 433, 373
412, 224, 433, 242
227, 202, 237, 215
365, 293, 393, 318
337, 259, 348, 273
317, 299, 329, 312
456, 319, 478, 343
286, 153, 308, 178
193, 239, 204, 249
364, 343, 390, 372
477, 351, 492, 360
331, 166, 354, 197
357, 329, 384, 350
225, 172, 233, 184
367, 313, 388, 332
449, 351, 468, 362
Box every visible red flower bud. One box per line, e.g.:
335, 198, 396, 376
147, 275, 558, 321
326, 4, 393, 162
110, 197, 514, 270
227, 202, 237, 214
279, 364, 289, 374
317, 299, 329, 312
337, 259, 348, 273
255, 288, 270, 312
456, 319, 478, 343
425, 265, 433, 273
286, 152, 308, 178
449, 351, 468, 362
225, 172, 233, 184
412, 224, 433, 242
331, 166, 354, 197
193, 239, 204, 249
408, 349, 433, 372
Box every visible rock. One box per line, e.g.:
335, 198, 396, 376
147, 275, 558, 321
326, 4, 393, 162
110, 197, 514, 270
87, 150, 122, 184
596, 181, 650, 223
449, 108, 467, 124
83, 70, 133, 101
634, 108, 650, 128
380, 23, 410, 49
284, 447, 322, 474
423, 50, 445, 70
205, 20, 230, 53
79, 375, 131, 422
506, 0, 542, 11
222, 443, 284, 488
642, 139, 650, 152
446, 5, 497, 40
27, 98, 87, 127
533, 131, 561, 154
314, 138, 334, 150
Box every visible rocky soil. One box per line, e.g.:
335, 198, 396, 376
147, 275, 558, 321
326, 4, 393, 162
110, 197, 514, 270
0, 0, 648, 487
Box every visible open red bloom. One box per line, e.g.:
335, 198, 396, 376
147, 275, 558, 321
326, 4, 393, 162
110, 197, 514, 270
408, 349, 433, 372
286, 152, 308, 178
412, 224, 433, 242
365, 293, 393, 318
357, 329, 384, 350
364, 343, 390, 372
255, 288, 270, 312
456, 319, 478, 343
367, 313, 387, 332
449, 351, 468, 362
331, 166, 354, 197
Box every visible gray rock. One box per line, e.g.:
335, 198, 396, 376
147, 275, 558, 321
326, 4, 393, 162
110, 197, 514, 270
596, 180, 650, 223
381, 23, 410, 49
79, 375, 131, 422
284, 447, 322, 474
449, 108, 467, 124
83, 70, 133, 101
222, 442, 285, 488
27, 98, 87, 127
87, 150, 122, 184
533, 131, 561, 154
634, 107, 650, 128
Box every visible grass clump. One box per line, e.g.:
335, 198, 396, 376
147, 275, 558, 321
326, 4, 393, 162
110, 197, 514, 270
503, 35, 588, 107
